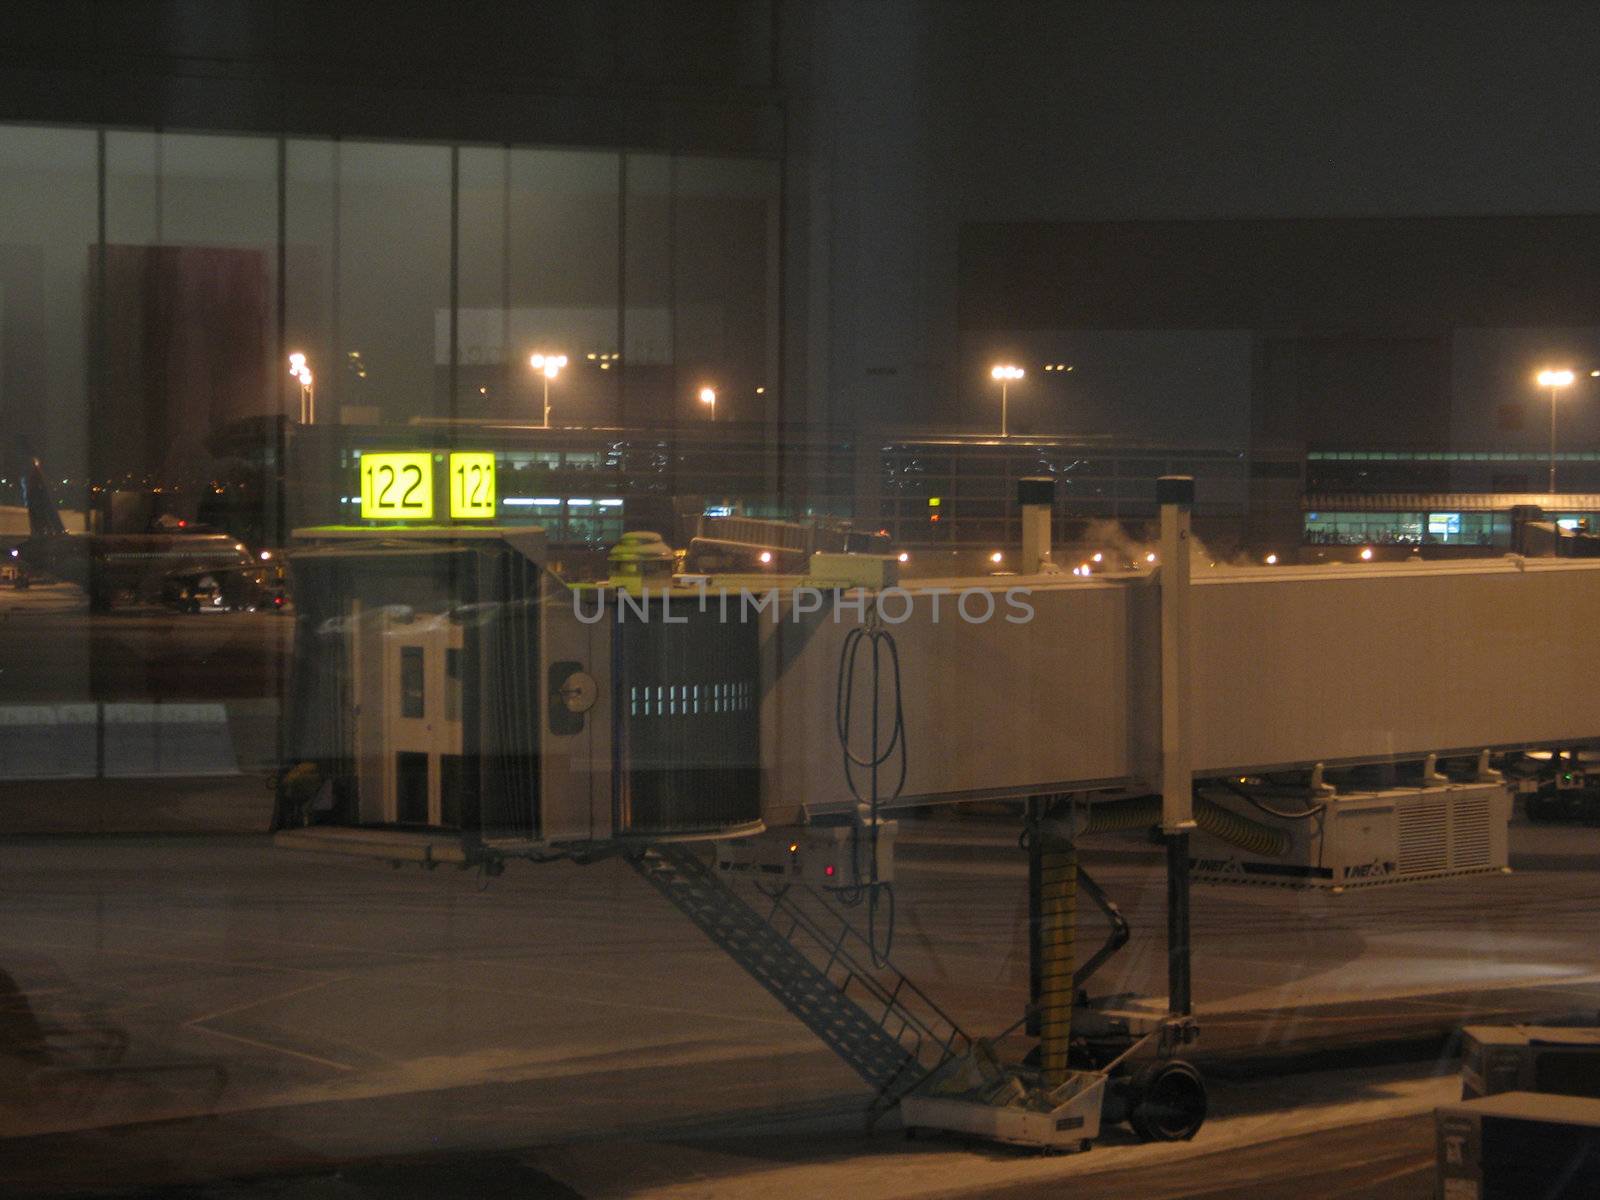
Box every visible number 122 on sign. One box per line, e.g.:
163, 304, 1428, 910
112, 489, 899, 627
360, 452, 434, 520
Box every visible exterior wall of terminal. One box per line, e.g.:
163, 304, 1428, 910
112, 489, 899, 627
5, 2, 1600, 534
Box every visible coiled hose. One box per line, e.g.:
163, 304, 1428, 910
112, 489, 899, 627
834, 615, 907, 966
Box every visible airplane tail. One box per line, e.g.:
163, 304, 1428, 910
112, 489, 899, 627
22, 459, 67, 539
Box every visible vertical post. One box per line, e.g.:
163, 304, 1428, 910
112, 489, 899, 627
1158, 475, 1195, 833
1001, 380, 1008, 437
1157, 475, 1196, 1019
1550, 385, 1558, 494
1018, 477, 1054, 574
1166, 830, 1192, 1017
1025, 795, 1043, 1038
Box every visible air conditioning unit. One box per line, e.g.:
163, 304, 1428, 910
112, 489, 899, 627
1436, 1092, 1600, 1199
1191, 782, 1511, 891
1462, 1025, 1600, 1102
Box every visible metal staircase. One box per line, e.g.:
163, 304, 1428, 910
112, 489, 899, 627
630, 842, 970, 1116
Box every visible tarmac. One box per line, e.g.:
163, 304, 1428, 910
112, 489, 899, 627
0, 810, 1596, 1196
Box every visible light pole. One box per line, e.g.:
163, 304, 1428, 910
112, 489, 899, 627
990, 364, 1024, 436
288, 353, 314, 424
530, 353, 568, 428
1537, 368, 1575, 493
699, 386, 717, 422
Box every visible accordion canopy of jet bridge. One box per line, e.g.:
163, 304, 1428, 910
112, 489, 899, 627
760, 558, 1600, 823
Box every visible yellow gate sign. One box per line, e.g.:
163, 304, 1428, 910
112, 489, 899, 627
449, 452, 497, 519
360, 452, 434, 520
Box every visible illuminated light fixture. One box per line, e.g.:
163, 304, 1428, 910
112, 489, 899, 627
927, 496, 941, 507
699, 386, 718, 421
259, 550, 272, 561
566, 498, 594, 507
1537, 367, 1577, 492
1145, 552, 1157, 564
600, 362, 610, 369
597, 499, 624, 508
897, 552, 909, 563
756, 386, 766, 395
758, 550, 773, 564
288, 353, 315, 423
1360, 547, 1374, 561
529, 353, 568, 427
990, 551, 1004, 564
1091, 551, 1103, 563
1265, 553, 1278, 565
989, 364, 1024, 436
532, 497, 560, 506
586, 352, 597, 360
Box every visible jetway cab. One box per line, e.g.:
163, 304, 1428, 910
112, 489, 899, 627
274, 529, 762, 861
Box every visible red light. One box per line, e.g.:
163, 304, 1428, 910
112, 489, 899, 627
824, 864, 835, 877
929, 513, 940, 523
177, 519, 187, 527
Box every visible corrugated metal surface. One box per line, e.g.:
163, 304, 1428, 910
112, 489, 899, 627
1192, 561, 1600, 773
760, 559, 1600, 818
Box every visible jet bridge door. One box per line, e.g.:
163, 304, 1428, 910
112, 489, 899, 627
378, 612, 465, 827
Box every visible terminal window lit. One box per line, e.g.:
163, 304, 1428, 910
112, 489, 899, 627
450, 452, 496, 519
360, 452, 435, 520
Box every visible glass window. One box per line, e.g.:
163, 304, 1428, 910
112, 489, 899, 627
286, 139, 450, 425
457, 146, 621, 425
103, 131, 279, 547
624, 153, 780, 429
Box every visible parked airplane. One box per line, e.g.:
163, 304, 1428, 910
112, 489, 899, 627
9, 459, 267, 611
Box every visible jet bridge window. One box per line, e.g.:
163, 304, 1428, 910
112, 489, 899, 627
400, 646, 425, 719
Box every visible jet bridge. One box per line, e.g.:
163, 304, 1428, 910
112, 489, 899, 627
754, 555, 1600, 823
272, 478, 1595, 1152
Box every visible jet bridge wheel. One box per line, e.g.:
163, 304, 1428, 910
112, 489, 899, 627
1123, 1059, 1207, 1142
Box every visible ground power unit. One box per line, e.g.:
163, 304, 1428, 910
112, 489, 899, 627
1462, 1025, 1600, 1102
1190, 782, 1512, 891
1436, 1092, 1600, 1198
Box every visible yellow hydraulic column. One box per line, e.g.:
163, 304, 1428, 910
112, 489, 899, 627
1036, 833, 1077, 1086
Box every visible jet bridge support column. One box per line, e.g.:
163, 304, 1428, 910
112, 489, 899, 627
1158, 475, 1196, 1021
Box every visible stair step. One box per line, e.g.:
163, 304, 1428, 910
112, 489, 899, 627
630, 844, 969, 1107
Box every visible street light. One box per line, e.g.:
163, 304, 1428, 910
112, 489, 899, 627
530, 353, 568, 428
1536, 368, 1576, 493
699, 386, 717, 422
989, 364, 1024, 436
288, 353, 314, 424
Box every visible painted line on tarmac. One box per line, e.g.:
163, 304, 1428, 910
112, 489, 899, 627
0, 935, 329, 977
184, 976, 347, 1026
185, 1023, 356, 1072
1318, 1155, 1435, 1198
